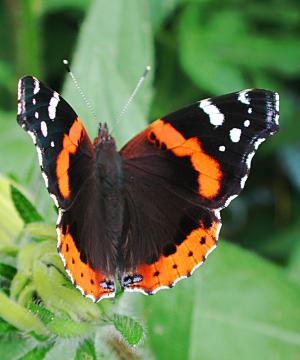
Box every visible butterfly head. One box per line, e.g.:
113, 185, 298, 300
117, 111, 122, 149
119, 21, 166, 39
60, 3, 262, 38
94, 122, 115, 147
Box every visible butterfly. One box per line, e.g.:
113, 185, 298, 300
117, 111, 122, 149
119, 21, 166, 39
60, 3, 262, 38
17, 76, 279, 302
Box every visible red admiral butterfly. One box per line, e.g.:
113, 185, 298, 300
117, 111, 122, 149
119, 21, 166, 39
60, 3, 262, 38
17, 76, 279, 302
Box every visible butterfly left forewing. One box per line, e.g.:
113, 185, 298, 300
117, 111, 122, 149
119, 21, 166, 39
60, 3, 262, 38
17, 76, 94, 209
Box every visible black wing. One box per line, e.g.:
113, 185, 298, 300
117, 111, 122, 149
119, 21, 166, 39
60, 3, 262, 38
119, 89, 279, 294
17, 76, 116, 302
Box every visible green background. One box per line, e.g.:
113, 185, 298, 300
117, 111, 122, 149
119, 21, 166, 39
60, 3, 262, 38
0, 0, 300, 359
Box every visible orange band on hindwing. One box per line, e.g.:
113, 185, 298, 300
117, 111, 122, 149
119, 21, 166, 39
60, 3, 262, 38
124, 219, 219, 293
148, 119, 222, 198
58, 225, 114, 301
56, 118, 84, 199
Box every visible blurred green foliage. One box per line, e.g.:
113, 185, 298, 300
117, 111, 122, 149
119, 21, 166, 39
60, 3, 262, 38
0, 0, 299, 359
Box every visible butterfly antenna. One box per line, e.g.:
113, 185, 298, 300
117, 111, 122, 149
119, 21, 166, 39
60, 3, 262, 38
110, 65, 151, 134
63, 59, 97, 121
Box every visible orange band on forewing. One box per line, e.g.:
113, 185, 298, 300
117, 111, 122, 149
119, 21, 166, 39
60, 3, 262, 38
148, 119, 222, 198
56, 118, 84, 199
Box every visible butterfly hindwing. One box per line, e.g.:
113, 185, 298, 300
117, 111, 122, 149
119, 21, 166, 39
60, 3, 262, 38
120, 89, 279, 294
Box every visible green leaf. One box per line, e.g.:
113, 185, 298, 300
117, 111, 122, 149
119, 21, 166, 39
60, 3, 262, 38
0, 263, 17, 281
0, 60, 14, 92
178, 5, 300, 94
178, 6, 247, 94
150, 0, 182, 29
0, 336, 33, 360
29, 303, 94, 338
0, 176, 23, 250
0, 317, 16, 334
43, 338, 80, 360
18, 344, 54, 360
41, 0, 91, 14
279, 146, 300, 191
25, 223, 56, 241
63, 0, 154, 147
0, 291, 48, 336
75, 339, 96, 360
0, 112, 35, 180
112, 314, 144, 346
10, 185, 43, 225
288, 225, 300, 284
14, 0, 42, 78
29, 304, 55, 326
141, 241, 300, 359
32, 258, 100, 321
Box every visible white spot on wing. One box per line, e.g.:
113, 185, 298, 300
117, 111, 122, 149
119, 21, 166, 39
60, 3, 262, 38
28, 131, 37, 145
48, 92, 60, 120
244, 120, 250, 127
95, 292, 116, 302
66, 269, 74, 284
40, 121, 47, 137
33, 79, 40, 95
219, 145, 226, 152
275, 93, 280, 112
58, 250, 66, 267
248, 108, 252, 114
56, 209, 63, 225
76, 285, 85, 296
229, 128, 242, 143
50, 141, 55, 147
36, 146, 43, 166
35, 111, 39, 119
240, 174, 248, 189
50, 193, 59, 208
214, 210, 222, 239
199, 99, 225, 126
32, 98, 36, 105
85, 294, 96, 302
254, 138, 265, 150
274, 93, 280, 126
17, 80, 22, 100
238, 90, 250, 105
224, 194, 238, 208
41, 172, 49, 187
246, 151, 255, 169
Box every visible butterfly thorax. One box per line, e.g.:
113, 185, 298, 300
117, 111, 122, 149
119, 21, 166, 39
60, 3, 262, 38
93, 123, 125, 272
